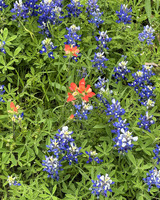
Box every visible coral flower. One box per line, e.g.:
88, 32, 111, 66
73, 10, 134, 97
67, 78, 95, 102
10, 102, 19, 113
64, 45, 79, 57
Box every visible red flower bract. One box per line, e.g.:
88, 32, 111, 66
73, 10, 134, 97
10, 102, 18, 113
64, 45, 79, 57
67, 78, 95, 102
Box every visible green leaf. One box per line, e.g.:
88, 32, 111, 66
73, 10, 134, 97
14, 47, 21, 57
3, 28, 8, 40
6, 35, 17, 42
145, 0, 152, 24
42, 185, 51, 194
0, 55, 5, 65
51, 82, 66, 91
127, 151, 136, 166
52, 185, 57, 195
11, 154, 17, 166
93, 124, 106, 128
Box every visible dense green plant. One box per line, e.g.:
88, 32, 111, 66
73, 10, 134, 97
0, 0, 160, 199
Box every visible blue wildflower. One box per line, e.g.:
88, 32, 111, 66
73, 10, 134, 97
113, 61, 130, 83
85, 150, 103, 164
0, 85, 5, 102
64, 25, 81, 46
24, 0, 39, 16
86, 0, 99, 14
143, 168, 160, 191
113, 128, 138, 153
67, 0, 83, 17
45, 126, 82, 168
38, 0, 63, 36
140, 99, 155, 109
77, 67, 88, 78
0, 40, 6, 54
7, 176, 21, 186
0, 0, 8, 11
137, 111, 155, 132
138, 25, 155, 45
86, 0, 103, 28
91, 174, 114, 198
105, 99, 125, 122
139, 85, 155, 100
153, 144, 160, 165
111, 118, 129, 134
128, 65, 155, 91
94, 76, 108, 89
95, 31, 112, 50
74, 102, 93, 120
88, 8, 104, 28
62, 142, 82, 165
91, 52, 108, 71
116, 4, 132, 24
11, 0, 29, 20
40, 38, 57, 59
42, 156, 62, 180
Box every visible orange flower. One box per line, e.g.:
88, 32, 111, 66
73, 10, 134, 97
9, 102, 19, 113
67, 78, 95, 102
64, 45, 79, 57
69, 114, 74, 119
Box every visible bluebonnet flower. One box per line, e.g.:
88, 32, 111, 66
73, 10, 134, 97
74, 102, 93, 120
137, 111, 155, 132
153, 145, 160, 164
45, 126, 82, 170
24, 0, 39, 16
105, 99, 125, 122
55, 126, 74, 145
91, 52, 108, 71
139, 85, 155, 100
0, 40, 6, 54
113, 61, 130, 83
94, 76, 108, 89
38, 0, 63, 36
111, 118, 129, 134
90, 174, 114, 198
113, 128, 138, 153
64, 25, 81, 46
67, 0, 83, 17
86, 0, 99, 14
40, 38, 57, 59
138, 25, 155, 45
85, 150, 103, 164
62, 142, 82, 165
95, 31, 112, 50
86, 0, 104, 28
11, 0, 29, 20
17, 113, 24, 121
77, 67, 88, 78
96, 88, 112, 108
7, 176, 21, 186
96, 93, 109, 108
0, 0, 8, 11
140, 99, 155, 109
88, 8, 104, 28
128, 65, 155, 91
116, 4, 132, 24
46, 138, 61, 157
0, 85, 5, 102
42, 156, 62, 180
143, 168, 160, 191
11, 112, 24, 123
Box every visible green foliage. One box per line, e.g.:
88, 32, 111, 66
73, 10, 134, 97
0, 0, 160, 200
